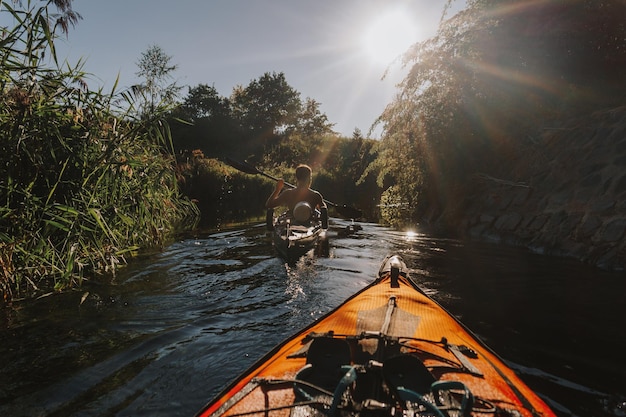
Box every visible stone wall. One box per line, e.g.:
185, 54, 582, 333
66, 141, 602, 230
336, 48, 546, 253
458, 106, 626, 270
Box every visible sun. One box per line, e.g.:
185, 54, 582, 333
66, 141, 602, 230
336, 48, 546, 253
361, 9, 417, 66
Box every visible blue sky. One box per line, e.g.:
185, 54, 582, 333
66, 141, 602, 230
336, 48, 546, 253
17, 1, 454, 137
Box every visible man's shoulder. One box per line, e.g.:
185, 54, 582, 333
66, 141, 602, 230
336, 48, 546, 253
310, 189, 324, 204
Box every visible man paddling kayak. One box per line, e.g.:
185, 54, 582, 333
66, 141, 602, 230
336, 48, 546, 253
265, 164, 326, 222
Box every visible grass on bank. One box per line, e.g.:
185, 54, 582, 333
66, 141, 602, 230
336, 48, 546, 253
1, 1, 198, 302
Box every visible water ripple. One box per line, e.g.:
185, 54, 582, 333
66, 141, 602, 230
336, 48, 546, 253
0, 220, 624, 416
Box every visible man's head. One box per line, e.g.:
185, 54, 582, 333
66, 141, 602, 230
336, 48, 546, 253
295, 164, 312, 185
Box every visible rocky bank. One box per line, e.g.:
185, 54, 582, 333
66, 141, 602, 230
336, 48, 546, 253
458, 106, 626, 271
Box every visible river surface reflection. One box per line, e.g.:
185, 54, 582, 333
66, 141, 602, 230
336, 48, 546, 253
0, 219, 624, 416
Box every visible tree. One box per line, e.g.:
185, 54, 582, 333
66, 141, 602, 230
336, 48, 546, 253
176, 84, 230, 122
347, 128, 372, 182
230, 72, 301, 159
170, 84, 235, 155
370, 0, 626, 226
228, 72, 340, 164
134, 45, 182, 115
231, 71, 301, 135
295, 97, 334, 137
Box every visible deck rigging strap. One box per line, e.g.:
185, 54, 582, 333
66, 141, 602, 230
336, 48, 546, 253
380, 296, 397, 335
448, 344, 483, 376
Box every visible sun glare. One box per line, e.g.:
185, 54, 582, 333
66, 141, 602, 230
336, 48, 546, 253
361, 9, 417, 66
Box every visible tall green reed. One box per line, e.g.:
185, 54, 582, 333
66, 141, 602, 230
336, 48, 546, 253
1, 0, 199, 302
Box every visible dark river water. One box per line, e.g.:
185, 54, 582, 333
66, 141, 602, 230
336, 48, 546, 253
1, 219, 625, 417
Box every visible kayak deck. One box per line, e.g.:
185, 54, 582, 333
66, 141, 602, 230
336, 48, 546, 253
197, 256, 555, 417
272, 212, 326, 261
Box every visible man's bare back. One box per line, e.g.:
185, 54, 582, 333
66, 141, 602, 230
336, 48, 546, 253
265, 165, 326, 213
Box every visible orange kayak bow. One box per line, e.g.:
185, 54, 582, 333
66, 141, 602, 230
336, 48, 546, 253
197, 255, 555, 417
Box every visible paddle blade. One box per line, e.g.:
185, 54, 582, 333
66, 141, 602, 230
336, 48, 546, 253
334, 204, 362, 219
224, 158, 260, 175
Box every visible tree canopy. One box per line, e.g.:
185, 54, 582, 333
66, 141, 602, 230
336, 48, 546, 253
169, 71, 335, 165
370, 0, 626, 226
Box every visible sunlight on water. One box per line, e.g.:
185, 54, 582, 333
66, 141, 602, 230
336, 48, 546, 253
285, 269, 306, 306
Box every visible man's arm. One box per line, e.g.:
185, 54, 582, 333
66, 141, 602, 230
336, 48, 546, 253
266, 179, 285, 208
314, 190, 326, 209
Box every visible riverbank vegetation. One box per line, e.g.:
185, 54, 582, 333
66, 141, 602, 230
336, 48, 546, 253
175, 128, 380, 229
1, 1, 198, 302
368, 0, 626, 228
5, 0, 624, 302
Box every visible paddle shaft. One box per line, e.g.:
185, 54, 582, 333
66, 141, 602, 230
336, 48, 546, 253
256, 170, 297, 191
262, 171, 345, 209
225, 158, 362, 218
